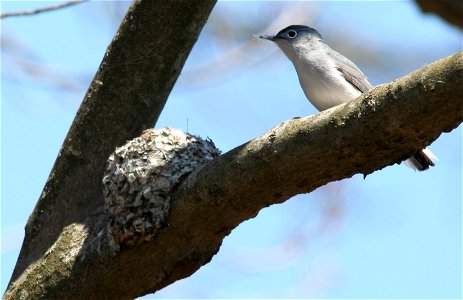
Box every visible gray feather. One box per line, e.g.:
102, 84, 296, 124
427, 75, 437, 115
327, 50, 373, 93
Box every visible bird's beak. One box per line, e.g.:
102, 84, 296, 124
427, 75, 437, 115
253, 34, 275, 41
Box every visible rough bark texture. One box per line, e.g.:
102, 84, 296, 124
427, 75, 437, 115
5, 50, 463, 299
416, 0, 463, 29
7, 0, 216, 293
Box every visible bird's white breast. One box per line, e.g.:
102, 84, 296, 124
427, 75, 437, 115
294, 58, 362, 111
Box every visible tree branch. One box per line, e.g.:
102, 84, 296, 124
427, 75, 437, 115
7, 0, 216, 293
5, 52, 462, 299
0, 1, 87, 19
415, 0, 463, 29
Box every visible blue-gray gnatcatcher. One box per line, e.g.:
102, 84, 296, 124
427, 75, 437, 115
258, 25, 436, 171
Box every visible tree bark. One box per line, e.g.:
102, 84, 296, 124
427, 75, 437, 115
415, 0, 463, 29
7, 0, 216, 293
5, 49, 462, 298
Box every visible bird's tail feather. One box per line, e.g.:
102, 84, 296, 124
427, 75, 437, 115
404, 148, 438, 171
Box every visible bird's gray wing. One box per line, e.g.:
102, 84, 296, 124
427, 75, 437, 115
327, 50, 373, 93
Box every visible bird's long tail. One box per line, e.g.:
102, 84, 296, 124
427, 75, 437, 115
404, 148, 438, 171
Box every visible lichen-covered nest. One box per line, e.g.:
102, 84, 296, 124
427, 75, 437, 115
103, 128, 220, 249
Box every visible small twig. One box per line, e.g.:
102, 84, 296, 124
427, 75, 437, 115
1, 0, 87, 19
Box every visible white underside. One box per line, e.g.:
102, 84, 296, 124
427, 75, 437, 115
403, 148, 438, 171
296, 67, 362, 111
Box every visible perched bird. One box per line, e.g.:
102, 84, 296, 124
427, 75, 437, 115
258, 25, 436, 171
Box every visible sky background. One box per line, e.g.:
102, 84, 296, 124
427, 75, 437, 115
1, 1, 462, 298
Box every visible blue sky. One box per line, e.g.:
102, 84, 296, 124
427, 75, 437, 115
1, 1, 462, 298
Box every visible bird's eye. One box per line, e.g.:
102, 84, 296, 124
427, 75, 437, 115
287, 30, 297, 38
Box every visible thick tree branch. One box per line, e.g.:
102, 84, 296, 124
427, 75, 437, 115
415, 0, 463, 29
8, 0, 216, 291
5, 52, 462, 299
